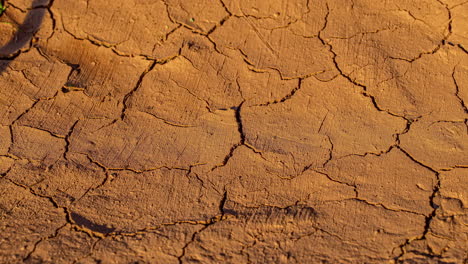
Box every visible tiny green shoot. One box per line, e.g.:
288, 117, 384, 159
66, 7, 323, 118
0, 1, 13, 27
0, 1, 6, 16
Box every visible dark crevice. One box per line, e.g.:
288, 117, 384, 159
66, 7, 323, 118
317, 111, 329, 134
452, 69, 468, 114
312, 169, 357, 193
218, 0, 232, 17
401, 250, 453, 264
177, 192, 229, 264
15, 124, 64, 138
391, 0, 452, 63
60, 24, 174, 63
83, 153, 190, 173
336, 117, 418, 162
6, 99, 42, 154
219, 190, 228, 217
63, 120, 79, 160
120, 61, 157, 120
187, 169, 205, 189
237, 47, 325, 80
210, 143, 241, 172
8, 168, 222, 245
352, 198, 425, 216
70, 212, 116, 234
394, 117, 418, 145
138, 110, 196, 128
74, 172, 110, 204
161, 0, 232, 57
205, 0, 232, 36
234, 101, 246, 145
177, 225, 207, 264
317, 3, 409, 123
321, 135, 334, 168
255, 78, 303, 106
23, 223, 67, 261
71, 237, 103, 264
317, 3, 330, 46
63, 62, 83, 88
0, 160, 14, 179
393, 146, 441, 263
43, 0, 57, 41
210, 101, 245, 172
5, 177, 81, 261
458, 44, 468, 54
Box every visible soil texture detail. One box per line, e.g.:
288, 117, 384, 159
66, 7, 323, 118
0, 0, 467, 263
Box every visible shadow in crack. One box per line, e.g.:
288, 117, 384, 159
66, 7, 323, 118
71, 212, 116, 235
0, 0, 46, 73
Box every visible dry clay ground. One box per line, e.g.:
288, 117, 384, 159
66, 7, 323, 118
0, 0, 467, 263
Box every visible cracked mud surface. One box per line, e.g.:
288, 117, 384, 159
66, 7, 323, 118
0, 0, 467, 263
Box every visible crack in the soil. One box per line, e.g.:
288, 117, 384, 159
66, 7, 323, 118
5, 177, 74, 260
316, 4, 415, 152
324, 43, 409, 122
42, 0, 57, 41
209, 101, 245, 172
167, 2, 231, 37
457, 43, 468, 54
74, 152, 211, 200
2, 1, 465, 262
390, 0, 453, 63
397, 249, 453, 264
72, 236, 103, 264
81, 152, 192, 174
59, 21, 179, 63
177, 225, 209, 264
236, 47, 331, 80
335, 117, 418, 162
6, 170, 230, 253
62, 120, 79, 160
14, 124, 65, 138
234, 101, 246, 145
352, 197, 426, 217
205, 0, 232, 36
310, 169, 357, 193
120, 60, 157, 120
177, 191, 228, 264
255, 78, 303, 106
6, 99, 42, 154
392, 146, 441, 263
5, 64, 77, 159
23, 223, 67, 261
166, 73, 213, 112
321, 135, 334, 168
452, 67, 468, 114
137, 110, 197, 128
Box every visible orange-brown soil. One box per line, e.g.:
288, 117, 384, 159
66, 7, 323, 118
0, 0, 467, 263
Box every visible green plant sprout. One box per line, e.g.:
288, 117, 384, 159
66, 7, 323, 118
0, 1, 5, 16
0, 1, 13, 26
